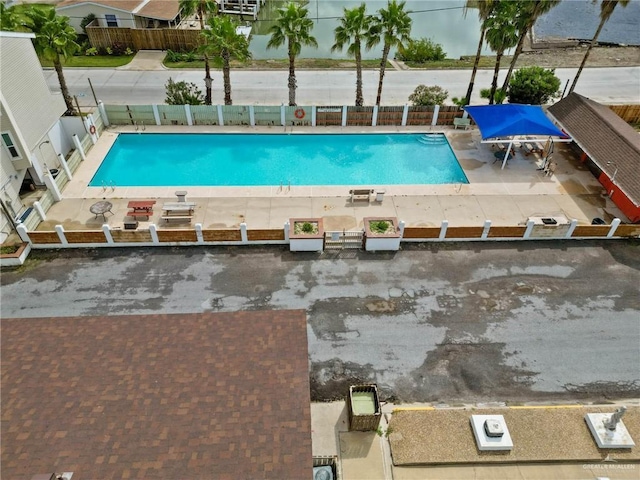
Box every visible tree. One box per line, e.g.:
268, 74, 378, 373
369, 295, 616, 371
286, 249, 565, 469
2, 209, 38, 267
80, 13, 97, 35
267, 2, 318, 106
569, 0, 630, 94
507, 66, 560, 104
165, 77, 204, 105
463, 0, 496, 105
368, 0, 412, 106
180, 0, 218, 104
332, 3, 375, 107
484, 1, 519, 104
26, 8, 79, 115
200, 16, 250, 105
501, 1, 559, 91
409, 85, 448, 106
0, 3, 24, 31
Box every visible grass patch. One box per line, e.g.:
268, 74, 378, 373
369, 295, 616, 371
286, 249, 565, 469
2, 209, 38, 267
293, 221, 319, 235
0, 245, 20, 255
404, 55, 497, 69
39, 55, 135, 68
164, 57, 388, 70
369, 220, 394, 235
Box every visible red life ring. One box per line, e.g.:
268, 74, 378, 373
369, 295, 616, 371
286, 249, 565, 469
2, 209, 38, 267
294, 108, 305, 119
89, 125, 96, 135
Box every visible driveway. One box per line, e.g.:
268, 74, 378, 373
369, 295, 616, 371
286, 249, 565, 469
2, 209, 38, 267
1, 240, 639, 403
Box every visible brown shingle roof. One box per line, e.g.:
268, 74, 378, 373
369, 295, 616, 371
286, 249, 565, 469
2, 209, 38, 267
548, 93, 640, 205
56, 0, 180, 20
1, 311, 312, 480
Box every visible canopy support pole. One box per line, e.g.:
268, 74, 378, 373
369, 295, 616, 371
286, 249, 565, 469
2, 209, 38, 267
501, 138, 516, 170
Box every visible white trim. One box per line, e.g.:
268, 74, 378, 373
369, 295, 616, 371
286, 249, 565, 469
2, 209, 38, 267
132, 0, 152, 14
57, 2, 141, 15
1, 131, 22, 160
0, 31, 35, 39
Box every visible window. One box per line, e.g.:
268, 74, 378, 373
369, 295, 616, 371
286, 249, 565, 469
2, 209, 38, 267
105, 14, 118, 27
1, 132, 21, 160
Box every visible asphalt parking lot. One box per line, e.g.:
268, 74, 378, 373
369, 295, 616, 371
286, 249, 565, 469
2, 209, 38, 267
2, 240, 639, 403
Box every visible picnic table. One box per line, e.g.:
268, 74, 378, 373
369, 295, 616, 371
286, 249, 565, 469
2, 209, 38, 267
127, 200, 156, 219
161, 202, 195, 223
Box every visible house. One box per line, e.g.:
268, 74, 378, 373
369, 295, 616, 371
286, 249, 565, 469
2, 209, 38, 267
548, 93, 640, 223
56, 0, 182, 33
0, 31, 68, 243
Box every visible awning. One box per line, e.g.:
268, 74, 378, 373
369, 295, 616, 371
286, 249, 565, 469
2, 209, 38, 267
464, 105, 568, 140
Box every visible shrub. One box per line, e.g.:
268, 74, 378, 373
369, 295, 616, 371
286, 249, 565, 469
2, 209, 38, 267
409, 85, 448, 106
105, 46, 113, 55
301, 222, 314, 234
396, 38, 446, 63
369, 220, 391, 234
124, 47, 134, 56
80, 13, 96, 35
165, 77, 204, 105
111, 42, 126, 55
165, 49, 199, 63
85, 47, 98, 56
507, 66, 561, 105
480, 88, 507, 105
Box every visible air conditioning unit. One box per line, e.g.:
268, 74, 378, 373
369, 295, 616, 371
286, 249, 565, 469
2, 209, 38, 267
313, 465, 334, 480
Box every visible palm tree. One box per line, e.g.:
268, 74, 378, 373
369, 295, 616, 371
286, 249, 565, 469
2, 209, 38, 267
26, 8, 79, 115
484, 1, 519, 104
368, 0, 412, 106
501, 0, 559, 91
569, 0, 630, 94
463, 0, 495, 105
0, 3, 24, 31
179, 0, 218, 104
332, 3, 375, 107
200, 16, 250, 105
267, 2, 318, 106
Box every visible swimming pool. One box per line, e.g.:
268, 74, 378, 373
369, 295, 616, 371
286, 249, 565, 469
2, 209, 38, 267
90, 133, 468, 187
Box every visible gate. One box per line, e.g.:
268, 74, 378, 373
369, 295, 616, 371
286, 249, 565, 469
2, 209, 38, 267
324, 230, 364, 250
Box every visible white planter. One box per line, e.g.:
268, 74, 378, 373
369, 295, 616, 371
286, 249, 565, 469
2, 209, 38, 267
0, 243, 31, 267
364, 235, 401, 251
289, 218, 324, 252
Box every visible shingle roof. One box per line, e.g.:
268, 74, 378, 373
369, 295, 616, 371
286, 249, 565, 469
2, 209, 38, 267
548, 93, 640, 205
1, 311, 312, 480
57, 0, 180, 20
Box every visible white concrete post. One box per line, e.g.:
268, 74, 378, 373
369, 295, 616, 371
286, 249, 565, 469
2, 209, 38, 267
195, 223, 204, 243
240, 222, 248, 243
607, 218, 621, 238
284, 221, 290, 242
33, 201, 46, 221
16, 224, 30, 243
152, 104, 161, 126
280, 104, 286, 126
217, 105, 224, 126
98, 101, 109, 126
249, 105, 255, 126
73, 134, 86, 161
439, 220, 449, 240
342, 105, 348, 127
481, 220, 491, 239
462, 110, 469, 119
398, 220, 405, 237
57, 153, 72, 180
185, 104, 193, 126
523, 220, 535, 239
372, 105, 379, 127
432, 105, 440, 126
55, 225, 68, 245
311, 106, 317, 127
102, 224, 113, 244
85, 115, 98, 144
401, 104, 409, 126
565, 219, 578, 238
149, 224, 159, 244
43, 172, 62, 201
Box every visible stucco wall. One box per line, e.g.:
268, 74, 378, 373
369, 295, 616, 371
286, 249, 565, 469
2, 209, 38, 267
56, 4, 136, 33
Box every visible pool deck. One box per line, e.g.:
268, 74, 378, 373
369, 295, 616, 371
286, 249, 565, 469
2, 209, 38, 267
33, 125, 627, 232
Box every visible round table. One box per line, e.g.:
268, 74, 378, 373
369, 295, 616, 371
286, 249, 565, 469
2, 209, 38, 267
493, 150, 513, 163
90, 200, 113, 221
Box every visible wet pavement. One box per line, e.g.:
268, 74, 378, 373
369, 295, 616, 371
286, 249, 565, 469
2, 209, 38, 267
2, 240, 639, 404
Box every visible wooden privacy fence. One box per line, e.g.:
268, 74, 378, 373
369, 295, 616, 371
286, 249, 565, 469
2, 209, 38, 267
102, 104, 466, 128
609, 105, 640, 124
18, 221, 640, 249
87, 26, 202, 51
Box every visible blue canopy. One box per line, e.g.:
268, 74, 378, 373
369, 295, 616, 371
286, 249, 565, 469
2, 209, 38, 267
464, 105, 567, 140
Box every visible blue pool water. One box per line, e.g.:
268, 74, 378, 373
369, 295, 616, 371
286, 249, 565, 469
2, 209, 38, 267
90, 133, 468, 187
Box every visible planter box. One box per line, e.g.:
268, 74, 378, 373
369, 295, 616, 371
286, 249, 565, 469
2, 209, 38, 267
348, 384, 381, 431
0, 242, 31, 267
364, 217, 401, 252
289, 218, 324, 252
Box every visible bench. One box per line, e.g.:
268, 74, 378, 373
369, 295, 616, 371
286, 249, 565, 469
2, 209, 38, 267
161, 215, 193, 223
453, 118, 471, 130
127, 211, 153, 218
349, 189, 374, 203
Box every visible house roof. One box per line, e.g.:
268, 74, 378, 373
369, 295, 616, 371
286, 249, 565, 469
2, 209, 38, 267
1, 311, 312, 480
548, 93, 640, 205
57, 0, 181, 20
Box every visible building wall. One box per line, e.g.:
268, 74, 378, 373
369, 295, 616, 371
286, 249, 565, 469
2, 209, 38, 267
599, 173, 640, 223
0, 113, 24, 243
0, 35, 67, 151
56, 4, 136, 33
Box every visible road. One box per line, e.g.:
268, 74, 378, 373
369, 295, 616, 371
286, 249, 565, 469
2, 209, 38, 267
2, 241, 639, 403
46, 66, 640, 107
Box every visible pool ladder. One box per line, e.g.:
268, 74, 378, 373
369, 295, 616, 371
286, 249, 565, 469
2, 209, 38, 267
279, 180, 291, 193
101, 180, 116, 192
134, 121, 146, 132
